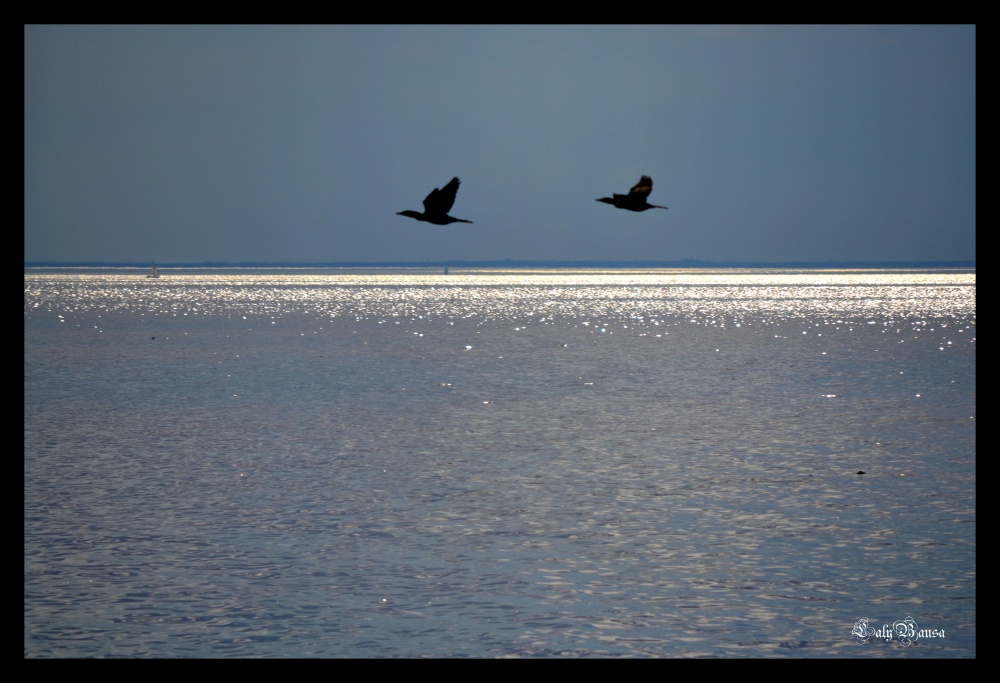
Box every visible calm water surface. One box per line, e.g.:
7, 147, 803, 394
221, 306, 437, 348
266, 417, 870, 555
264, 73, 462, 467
24, 268, 976, 657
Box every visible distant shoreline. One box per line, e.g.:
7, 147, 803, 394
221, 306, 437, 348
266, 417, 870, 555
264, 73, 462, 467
24, 259, 976, 270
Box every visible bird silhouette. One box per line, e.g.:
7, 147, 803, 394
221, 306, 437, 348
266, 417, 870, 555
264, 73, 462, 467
596, 176, 668, 212
397, 177, 473, 225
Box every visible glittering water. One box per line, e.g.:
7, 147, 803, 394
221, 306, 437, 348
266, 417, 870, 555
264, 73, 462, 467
24, 268, 975, 657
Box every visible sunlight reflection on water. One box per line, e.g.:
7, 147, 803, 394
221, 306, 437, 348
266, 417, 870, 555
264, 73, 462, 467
24, 268, 975, 658
25, 268, 975, 326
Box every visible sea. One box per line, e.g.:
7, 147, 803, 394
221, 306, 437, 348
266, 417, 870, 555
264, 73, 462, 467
24, 266, 976, 658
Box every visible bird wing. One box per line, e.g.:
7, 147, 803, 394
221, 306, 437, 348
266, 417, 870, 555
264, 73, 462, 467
629, 176, 654, 199
423, 177, 461, 215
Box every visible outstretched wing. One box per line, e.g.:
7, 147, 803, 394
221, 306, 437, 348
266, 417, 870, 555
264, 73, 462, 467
423, 177, 461, 215
628, 176, 654, 200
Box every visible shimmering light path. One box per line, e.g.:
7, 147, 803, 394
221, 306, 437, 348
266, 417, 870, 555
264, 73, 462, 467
25, 268, 975, 327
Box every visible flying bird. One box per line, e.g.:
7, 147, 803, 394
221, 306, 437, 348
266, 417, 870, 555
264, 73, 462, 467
596, 176, 668, 212
397, 177, 473, 225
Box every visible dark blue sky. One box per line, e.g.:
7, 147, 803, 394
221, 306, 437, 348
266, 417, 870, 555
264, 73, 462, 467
24, 25, 976, 264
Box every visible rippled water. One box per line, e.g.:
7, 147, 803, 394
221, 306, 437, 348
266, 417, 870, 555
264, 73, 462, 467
24, 268, 976, 657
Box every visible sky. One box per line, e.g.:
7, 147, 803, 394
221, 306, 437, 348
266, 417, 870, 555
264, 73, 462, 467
24, 25, 976, 264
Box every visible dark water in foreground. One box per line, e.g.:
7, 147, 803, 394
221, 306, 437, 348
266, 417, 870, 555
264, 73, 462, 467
24, 269, 975, 657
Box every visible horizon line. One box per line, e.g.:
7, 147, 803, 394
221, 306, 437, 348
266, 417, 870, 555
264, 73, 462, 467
25, 258, 976, 270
